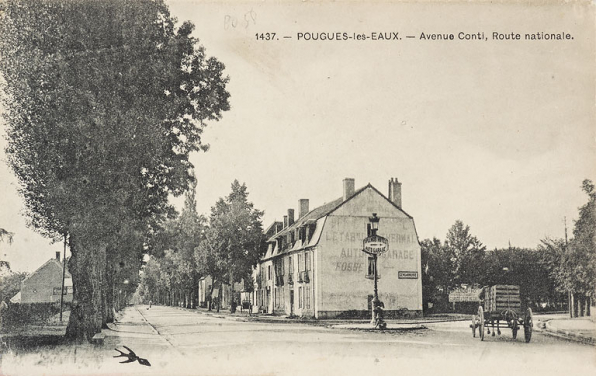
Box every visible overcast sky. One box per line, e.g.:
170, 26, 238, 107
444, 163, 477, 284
1, 1, 594, 272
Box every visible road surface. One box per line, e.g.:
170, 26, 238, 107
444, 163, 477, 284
2, 305, 594, 376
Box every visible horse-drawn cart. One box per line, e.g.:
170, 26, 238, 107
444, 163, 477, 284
471, 285, 533, 342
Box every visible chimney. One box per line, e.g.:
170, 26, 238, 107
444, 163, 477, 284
299, 199, 310, 218
56, 251, 61, 261
283, 215, 288, 229
288, 209, 295, 226
388, 177, 402, 209
343, 178, 355, 201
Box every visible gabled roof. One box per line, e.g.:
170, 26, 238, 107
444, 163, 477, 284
22, 258, 71, 284
267, 197, 342, 242
267, 183, 414, 243
268, 184, 372, 242
264, 221, 283, 238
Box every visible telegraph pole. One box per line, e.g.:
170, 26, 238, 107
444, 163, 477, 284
59, 233, 67, 322
564, 217, 572, 318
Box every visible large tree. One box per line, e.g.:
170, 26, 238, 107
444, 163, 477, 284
136, 179, 205, 308
444, 220, 486, 286
196, 180, 264, 312
420, 237, 452, 311
170, 180, 205, 308
569, 179, 596, 315
0, 0, 229, 340
540, 180, 596, 317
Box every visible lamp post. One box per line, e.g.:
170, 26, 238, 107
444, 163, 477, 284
370, 214, 380, 311
362, 213, 388, 328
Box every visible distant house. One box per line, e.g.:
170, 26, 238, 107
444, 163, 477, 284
18, 253, 72, 304
198, 275, 244, 309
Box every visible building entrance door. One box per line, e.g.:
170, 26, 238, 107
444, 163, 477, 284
266, 289, 271, 313
290, 290, 294, 315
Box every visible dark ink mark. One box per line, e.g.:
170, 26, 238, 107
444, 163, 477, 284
114, 345, 151, 366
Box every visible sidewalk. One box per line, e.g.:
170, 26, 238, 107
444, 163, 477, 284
534, 313, 596, 345
1, 307, 179, 376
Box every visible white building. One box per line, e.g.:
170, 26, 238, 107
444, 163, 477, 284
254, 178, 423, 318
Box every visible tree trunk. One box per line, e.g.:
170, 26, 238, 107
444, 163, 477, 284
105, 258, 115, 323
192, 274, 198, 309
66, 236, 107, 341
101, 260, 109, 328
217, 284, 222, 313
207, 282, 214, 311
229, 272, 236, 313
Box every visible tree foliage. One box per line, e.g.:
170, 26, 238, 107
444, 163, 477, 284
0, 229, 14, 245
538, 180, 596, 316
421, 220, 564, 313
137, 180, 206, 307
0, 271, 27, 303
444, 220, 486, 286
195, 180, 264, 311
0, 0, 229, 339
0, 228, 14, 269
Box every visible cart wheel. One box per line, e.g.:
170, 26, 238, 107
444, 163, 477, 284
478, 306, 485, 341
524, 308, 533, 343
471, 315, 477, 337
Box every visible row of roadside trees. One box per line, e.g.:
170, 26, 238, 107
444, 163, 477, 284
0, 0, 230, 340
136, 179, 265, 313
422, 180, 595, 317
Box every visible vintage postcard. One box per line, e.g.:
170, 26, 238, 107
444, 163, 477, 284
0, 1, 594, 376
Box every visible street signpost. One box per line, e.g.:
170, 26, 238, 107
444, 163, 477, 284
363, 235, 389, 255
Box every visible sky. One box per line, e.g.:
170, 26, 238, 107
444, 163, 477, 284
1, 1, 594, 272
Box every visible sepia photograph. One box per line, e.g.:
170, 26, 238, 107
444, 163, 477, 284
0, 0, 595, 375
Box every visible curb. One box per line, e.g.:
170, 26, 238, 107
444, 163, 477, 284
178, 306, 469, 326
534, 319, 596, 346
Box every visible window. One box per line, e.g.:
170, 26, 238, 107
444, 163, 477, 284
53, 287, 69, 295
305, 287, 311, 309
308, 224, 316, 241
298, 254, 302, 272
298, 287, 303, 308
305, 252, 311, 271
268, 265, 271, 280
275, 287, 280, 307
288, 256, 293, 274
367, 256, 376, 277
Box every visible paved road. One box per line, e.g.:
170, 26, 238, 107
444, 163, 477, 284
135, 306, 595, 376
2, 305, 594, 376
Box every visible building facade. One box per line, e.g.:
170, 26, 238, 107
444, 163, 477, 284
198, 275, 244, 310
19, 254, 72, 304
254, 178, 423, 318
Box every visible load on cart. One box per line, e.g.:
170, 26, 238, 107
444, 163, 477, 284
471, 284, 533, 342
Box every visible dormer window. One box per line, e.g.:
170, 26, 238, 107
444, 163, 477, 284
307, 223, 316, 242
299, 227, 306, 242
